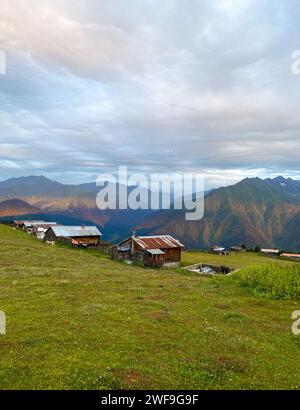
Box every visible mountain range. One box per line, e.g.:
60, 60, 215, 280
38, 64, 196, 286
138, 176, 300, 251
0, 176, 153, 242
0, 175, 300, 251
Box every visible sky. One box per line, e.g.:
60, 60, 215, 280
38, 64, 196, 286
0, 0, 300, 189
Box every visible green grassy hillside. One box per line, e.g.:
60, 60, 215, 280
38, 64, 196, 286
182, 250, 296, 269
0, 224, 300, 390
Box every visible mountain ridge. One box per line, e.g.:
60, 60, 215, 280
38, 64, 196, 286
137, 176, 300, 251
1, 175, 300, 250
0, 198, 40, 217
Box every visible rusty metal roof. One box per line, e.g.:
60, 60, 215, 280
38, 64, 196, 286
133, 235, 184, 250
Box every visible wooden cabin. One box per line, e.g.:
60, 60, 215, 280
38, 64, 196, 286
230, 246, 246, 253
281, 253, 300, 261
13, 220, 46, 231
260, 248, 280, 257
12, 220, 26, 229
211, 246, 228, 255
111, 234, 184, 267
44, 226, 102, 247
31, 223, 58, 239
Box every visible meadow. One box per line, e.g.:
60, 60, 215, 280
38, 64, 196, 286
182, 249, 296, 269
1, 224, 300, 390
233, 264, 300, 300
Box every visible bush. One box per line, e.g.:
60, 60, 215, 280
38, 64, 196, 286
233, 264, 300, 300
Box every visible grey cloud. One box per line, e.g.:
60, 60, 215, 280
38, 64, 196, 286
0, 0, 300, 188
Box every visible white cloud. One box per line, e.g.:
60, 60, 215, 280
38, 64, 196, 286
0, 0, 300, 188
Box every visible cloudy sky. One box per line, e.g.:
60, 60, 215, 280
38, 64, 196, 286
0, 0, 300, 188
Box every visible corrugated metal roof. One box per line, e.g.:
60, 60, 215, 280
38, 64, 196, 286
212, 246, 226, 252
133, 235, 184, 250
147, 249, 166, 255
23, 221, 47, 227
50, 226, 102, 238
32, 222, 57, 228
36, 224, 61, 231
282, 253, 300, 258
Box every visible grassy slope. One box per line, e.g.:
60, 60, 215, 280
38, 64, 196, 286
1, 224, 300, 390
182, 250, 295, 269
233, 265, 300, 300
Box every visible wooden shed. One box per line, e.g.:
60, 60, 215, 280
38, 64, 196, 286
12, 220, 26, 229
44, 226, 102, 247
31, 223, 59, 239
13, 220, 46, 231
230, 246, 246, 253
211, 246, 228, 255
111, 234, 184, 268
281, 253, 300, 261
260, 248, 280, 257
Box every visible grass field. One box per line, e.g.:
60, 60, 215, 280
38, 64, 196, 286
233, 264, 300, 300
1, 224, 300, 390
182, 250, 296, 269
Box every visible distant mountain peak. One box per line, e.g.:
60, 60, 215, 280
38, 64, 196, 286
21, 175, 61, 184
0, 198, 40, 217
269, 176, 288, 183
1, 175, 61, 185
0, 175, 67, 197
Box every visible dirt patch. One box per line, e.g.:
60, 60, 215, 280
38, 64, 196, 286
110, 368, 147, 388
247, 299, 268, 307
214, 303, 230, 310
146, 310, 169, 320
215, 355, 248, 374
146, 295, 163, 301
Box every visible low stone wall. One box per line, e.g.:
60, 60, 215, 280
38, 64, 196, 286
185, 262, 236, 276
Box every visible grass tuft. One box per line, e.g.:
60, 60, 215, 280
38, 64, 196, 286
233, 264, 300, 300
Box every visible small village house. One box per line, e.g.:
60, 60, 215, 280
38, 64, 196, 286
13, 220, 46, 231
260, 248, 280, 257
211, 246, 228, 255
281, 253, 300, 261
23, 221, 46, 232
111, 234, 184, 267
23, 221, 58, 235
12, 220, 26, 229
31, 223, 59, 240
44, 226, 102, 247
230, 246, 246, 253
